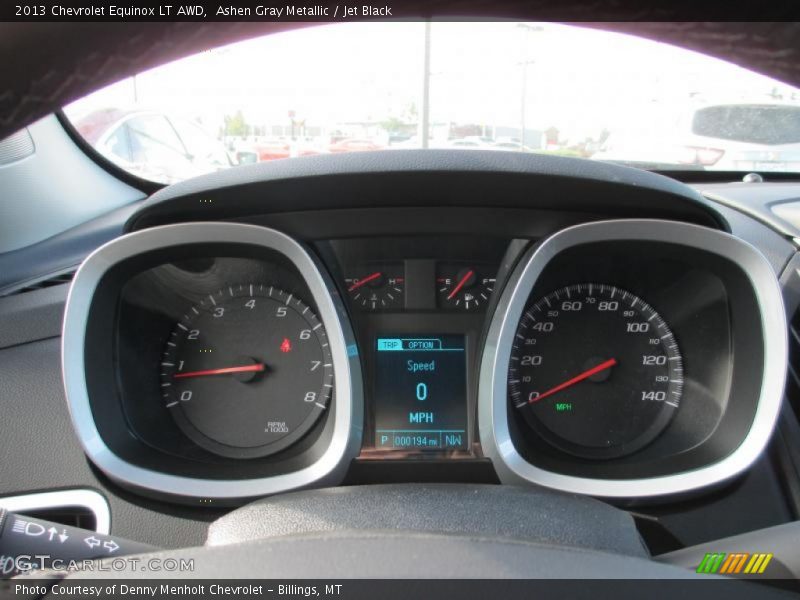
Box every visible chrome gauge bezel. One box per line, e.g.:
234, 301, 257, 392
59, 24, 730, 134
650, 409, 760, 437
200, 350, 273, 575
62, 222, 363, 501
478, 219, 787, 498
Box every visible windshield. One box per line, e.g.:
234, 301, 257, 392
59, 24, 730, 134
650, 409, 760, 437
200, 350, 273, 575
64, 22, 800, 184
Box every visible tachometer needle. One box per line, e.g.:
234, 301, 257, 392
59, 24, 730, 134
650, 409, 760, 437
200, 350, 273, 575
447, 269, 475, 300
529, 358, 617, 404
348, 272, 382, 292
174, 364, 266, 379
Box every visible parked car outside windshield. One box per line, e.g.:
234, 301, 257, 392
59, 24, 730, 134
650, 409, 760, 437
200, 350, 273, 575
71, 108, 235, 184
593, 102, 800, 171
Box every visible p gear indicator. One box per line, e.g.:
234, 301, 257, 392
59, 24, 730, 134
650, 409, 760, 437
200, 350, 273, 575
373, 335, 468, 450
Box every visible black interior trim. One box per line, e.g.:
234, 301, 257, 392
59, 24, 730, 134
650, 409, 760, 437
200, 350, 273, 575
125, 150, 727, 233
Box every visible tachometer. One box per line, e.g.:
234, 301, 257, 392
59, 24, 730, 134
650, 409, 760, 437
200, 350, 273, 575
160, 284, 333, 459
508, 283, 682, 459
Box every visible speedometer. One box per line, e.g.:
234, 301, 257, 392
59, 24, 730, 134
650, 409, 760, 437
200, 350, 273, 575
161, 284, 333, 459
508, 283, 682, 459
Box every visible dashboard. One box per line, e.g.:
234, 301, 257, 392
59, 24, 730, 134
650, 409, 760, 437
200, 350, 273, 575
54, 151, 788, 506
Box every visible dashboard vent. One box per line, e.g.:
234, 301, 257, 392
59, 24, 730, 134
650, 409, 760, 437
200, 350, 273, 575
0, 128, 35, 165
3, 269, 76, 297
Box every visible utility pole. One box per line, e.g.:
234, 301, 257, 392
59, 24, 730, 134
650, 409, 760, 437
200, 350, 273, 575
421, 21, 431, 149
517, 24, 542, 149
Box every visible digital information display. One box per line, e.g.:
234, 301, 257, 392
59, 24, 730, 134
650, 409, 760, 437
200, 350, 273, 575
374, 335, 468, 450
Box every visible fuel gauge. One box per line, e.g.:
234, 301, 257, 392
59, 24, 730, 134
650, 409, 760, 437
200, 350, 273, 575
437, 265, 496, 311
345, 265, 405, 311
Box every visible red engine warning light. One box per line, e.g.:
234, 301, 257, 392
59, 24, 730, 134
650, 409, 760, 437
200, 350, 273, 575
280, 338, 292, 353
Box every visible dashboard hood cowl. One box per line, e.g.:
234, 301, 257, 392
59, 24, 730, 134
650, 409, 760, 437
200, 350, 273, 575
124, 150, 727, 233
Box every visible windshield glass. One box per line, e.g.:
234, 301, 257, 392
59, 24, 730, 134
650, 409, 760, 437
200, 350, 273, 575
64, 22, 800, 184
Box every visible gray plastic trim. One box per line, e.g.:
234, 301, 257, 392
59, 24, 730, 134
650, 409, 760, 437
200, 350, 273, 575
771, 202, 800, 235
692, 182, 800, 239
62, 222, 363, 500
478, 219, 788, 498
0, 116, 144, 254
0, 489, 110, 534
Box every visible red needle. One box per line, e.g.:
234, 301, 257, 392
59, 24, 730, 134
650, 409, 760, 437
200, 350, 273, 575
348, 272, 382, 292
174, 364, 266, 379
529, 358, 617, 404
447, 270, 475, 300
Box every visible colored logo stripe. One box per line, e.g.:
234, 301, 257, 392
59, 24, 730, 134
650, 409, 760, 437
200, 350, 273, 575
697, 552, 773, 575
720, 553, 749, 574
744, 553, 773, 574
697, 553, 726, 574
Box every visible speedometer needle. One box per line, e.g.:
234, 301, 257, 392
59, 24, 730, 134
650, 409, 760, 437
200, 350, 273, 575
529, 358, 617, 404
174, 364, 266, 379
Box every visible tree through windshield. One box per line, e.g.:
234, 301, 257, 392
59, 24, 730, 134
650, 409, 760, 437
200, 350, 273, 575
64, 22, 800, 184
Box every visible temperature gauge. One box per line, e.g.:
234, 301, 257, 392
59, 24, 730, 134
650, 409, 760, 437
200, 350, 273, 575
345, 265, 405, 311
437, 265, 496, 311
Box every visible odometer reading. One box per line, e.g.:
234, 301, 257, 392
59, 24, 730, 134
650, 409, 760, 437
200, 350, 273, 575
161, 284, 333, 459
508, 283, 682, 459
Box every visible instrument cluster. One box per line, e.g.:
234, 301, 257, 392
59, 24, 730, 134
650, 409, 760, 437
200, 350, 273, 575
61, 220, 785, 504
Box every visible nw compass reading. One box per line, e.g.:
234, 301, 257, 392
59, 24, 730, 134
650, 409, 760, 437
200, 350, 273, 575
373, 335, 468, 451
